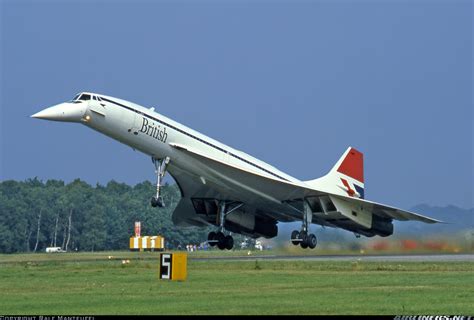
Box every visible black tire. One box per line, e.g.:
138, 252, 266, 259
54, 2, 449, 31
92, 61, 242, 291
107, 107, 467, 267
216, 232, 226, 250
208, 231, 217, 246
224, 235, 234, 250
300, 233, 308, 249
216, 231, 225, 241
291, 230, 300, 246
308, 234, 317, 249
157, 197, 165, 208
217, 240, 226, 250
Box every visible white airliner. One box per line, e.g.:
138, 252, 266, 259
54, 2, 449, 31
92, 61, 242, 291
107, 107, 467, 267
32, 92, 440, 250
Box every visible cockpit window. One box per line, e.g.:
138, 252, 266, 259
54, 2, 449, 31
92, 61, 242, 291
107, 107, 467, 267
78, 94, 91, 101
72, 94, 81, 101
93, 96, 97, 101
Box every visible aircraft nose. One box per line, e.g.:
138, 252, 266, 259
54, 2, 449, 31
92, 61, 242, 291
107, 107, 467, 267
31, 102, 87, 122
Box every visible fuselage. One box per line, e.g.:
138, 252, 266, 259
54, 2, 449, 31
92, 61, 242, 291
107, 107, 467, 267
100, 94, 301, 185
33, 92, 301, 192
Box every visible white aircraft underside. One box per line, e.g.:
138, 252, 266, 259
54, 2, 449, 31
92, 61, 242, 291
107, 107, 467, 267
32, 92, 441, 250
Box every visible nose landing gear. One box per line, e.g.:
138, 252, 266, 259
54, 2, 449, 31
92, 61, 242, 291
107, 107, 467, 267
151, 156, 170, 208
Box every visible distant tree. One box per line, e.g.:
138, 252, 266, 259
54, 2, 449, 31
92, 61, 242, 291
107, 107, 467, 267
0, 179, 219, 253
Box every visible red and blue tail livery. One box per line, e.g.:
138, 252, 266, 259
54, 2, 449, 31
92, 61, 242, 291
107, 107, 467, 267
336, 148, 365, 198
337, 148, 364, 184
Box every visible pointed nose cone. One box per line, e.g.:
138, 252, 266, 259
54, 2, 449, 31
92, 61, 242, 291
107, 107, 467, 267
31, 102, 87, 122
31, 107, 60, 120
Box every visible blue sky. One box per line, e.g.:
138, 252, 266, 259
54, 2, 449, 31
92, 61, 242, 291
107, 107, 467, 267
1, 0, 472, 209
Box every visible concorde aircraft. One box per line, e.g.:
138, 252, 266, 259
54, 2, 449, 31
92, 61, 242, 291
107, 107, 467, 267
32, 92, 440, 250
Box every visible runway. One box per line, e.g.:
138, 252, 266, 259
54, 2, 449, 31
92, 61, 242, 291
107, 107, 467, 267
1, 252, 472, 265
191, 253, 474, 262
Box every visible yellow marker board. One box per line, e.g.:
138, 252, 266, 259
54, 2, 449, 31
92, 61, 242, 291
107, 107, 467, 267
159, 253, 187, 281
150, 236, 165, 251
130, 236, 165, 251
129, 237, 140, 251
140, 236, 149, 251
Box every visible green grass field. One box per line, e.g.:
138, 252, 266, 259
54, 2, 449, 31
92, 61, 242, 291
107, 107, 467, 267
0, 251, 472, 315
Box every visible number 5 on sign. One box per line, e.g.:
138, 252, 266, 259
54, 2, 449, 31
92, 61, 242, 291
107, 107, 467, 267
160, 253, 172, 279
159, 253, 187, 281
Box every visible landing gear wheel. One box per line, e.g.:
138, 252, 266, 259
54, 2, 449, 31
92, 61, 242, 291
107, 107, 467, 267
224, 235, 234, 250
207, 231, 217, 246
216, 232, 226, 250
158, 197, 164, 207
308, 233, 317, 249
151, 196, 164, 208
207, 201, 243, 251
300, 233, 309, 249
291, 230, 300, 245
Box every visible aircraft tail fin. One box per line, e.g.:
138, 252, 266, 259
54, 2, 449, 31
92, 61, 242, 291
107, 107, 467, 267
305, 147, 365, 199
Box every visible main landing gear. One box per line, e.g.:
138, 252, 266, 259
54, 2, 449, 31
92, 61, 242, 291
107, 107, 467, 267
207, 201, 243, 250
208, 231, 234, 250
289, 200, 317, 249
150, 156, 170, 208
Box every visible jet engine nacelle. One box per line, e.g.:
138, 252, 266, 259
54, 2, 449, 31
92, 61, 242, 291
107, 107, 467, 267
370, 215, 394, 237
356, 215, 394, 237
225, 210, 278, 239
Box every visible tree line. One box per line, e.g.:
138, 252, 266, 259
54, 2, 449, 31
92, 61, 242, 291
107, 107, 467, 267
0, 178, 212, 253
